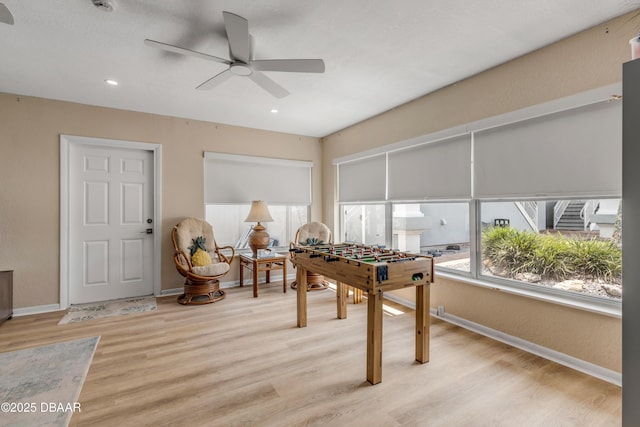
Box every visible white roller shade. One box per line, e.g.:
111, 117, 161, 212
338, 154, 386, 202
388, 135, 471, 200
204, 152, 312, 204
474, 99, 622, 198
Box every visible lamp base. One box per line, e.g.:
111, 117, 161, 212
248, 223, 270, 257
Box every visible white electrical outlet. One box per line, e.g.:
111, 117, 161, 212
436, 305, 445, 317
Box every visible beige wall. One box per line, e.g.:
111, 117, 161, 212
0, 94, 322, 309
393, 278, 621, 371
320, 12, 640, 372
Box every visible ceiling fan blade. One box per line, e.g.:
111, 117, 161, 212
251, 59, 325, 73
223, 11, 250, 63
248, 72, 289, 98
0, 3, 14, 25
196, 69, 233, 90
144, 39, 230, 65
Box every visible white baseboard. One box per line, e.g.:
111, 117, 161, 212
164, 274, 296, 293
11, 277, 291, 315
12, 304, 62, 317
383, 293, 621, 386
223, 274, 296, 289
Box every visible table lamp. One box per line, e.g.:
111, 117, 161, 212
244, 200, 274, 257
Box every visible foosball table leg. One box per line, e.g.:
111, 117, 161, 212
296, 266, 308, 328
415, 284, 430, 363
337, 281, 347, 319
352, 287, 363, 304
366, 289, 383, 385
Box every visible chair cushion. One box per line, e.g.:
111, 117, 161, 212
175, 218, 217, 258
192, 262, 230, 277
297, 222, 331, 244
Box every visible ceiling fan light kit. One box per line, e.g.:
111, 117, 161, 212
145, 11, 325, 98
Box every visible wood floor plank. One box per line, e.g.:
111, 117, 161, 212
0, 284, 621, 426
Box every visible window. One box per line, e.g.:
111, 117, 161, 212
333, 85, 623, 309
205, 204, 308, 249
204, 152, 312, 250
341, 204, 386, 246
393, 203, 470, 273
480, 199, 621, 301
267, 205, 309, 248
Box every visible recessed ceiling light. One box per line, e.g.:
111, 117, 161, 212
270, 109, 278, 114
105, 79, 119, 86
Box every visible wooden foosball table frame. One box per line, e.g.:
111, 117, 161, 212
292, 244, 434, 385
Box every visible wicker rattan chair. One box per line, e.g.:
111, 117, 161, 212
171, 218, 235, 304
289, 221, 332, 291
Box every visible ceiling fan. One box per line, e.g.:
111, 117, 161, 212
144, 11, 325, 98
0, 2, 14, 25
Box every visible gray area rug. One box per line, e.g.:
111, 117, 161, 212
0, 336, 100, 427
58, 295, 157, 325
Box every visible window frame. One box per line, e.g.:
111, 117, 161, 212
334, 84, 623, 316
339, 202, 388, 246
203, 152, 313, 253
474, 197, 621, 311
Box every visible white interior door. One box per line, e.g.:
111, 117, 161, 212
69, 143, 154, 304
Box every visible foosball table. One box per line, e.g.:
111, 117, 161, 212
291, 243, 434, 385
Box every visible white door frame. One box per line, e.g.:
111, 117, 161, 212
60, 135, 162, 309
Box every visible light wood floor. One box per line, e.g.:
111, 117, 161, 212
1, 283, 621, 426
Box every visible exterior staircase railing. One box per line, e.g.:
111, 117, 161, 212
515, 201, 538, 231
553, 200, 570, 229
581, 200, 598, 230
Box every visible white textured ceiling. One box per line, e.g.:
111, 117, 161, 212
1, 0, 639, 138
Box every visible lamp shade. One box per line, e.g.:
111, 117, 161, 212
244, 200, 274, 223
244, 201, 273, 257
